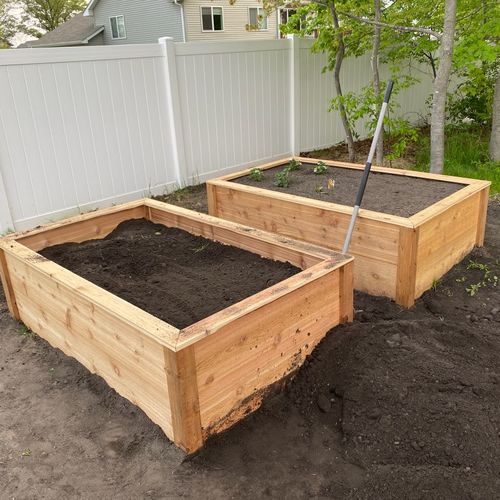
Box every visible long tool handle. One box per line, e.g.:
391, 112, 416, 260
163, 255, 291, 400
341, 80, 394, 254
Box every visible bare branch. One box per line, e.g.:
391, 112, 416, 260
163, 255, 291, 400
338, 11, 442, 39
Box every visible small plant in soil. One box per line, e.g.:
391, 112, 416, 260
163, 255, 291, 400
192, 242, 210, 253
21, 448, 32, 457
315, 185, 325, 193
288, 159, 301, 171
275, 168, 291, 188
431, 278, 442, 291
313, 161, 328, 175
18, 324, 34, 340
327, 178, 335, 190
249, 168, 264, 182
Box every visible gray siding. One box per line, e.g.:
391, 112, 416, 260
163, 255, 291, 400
93, 0, 184, 44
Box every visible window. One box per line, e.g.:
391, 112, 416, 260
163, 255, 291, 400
248, 7, 268, 31
201, 6, 223, 32
110, 15, 126, 39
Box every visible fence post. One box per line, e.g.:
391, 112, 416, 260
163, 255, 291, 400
288, 35, 301, 156
158, 37, 187, 188
0, 167, 14, 233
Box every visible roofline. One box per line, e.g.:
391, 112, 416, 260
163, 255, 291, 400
21, 26, 104, 48
83, 0, 99, 16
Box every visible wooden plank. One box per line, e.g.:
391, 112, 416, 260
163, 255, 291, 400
164, 346, 203, 453
216, 155, 477, 186
193, 266, 342, 434
12, 201, 148, 252
209, 183, 399, 298
475, 184, 490, 246
339, 261, 354, 323
0, 246, 20, 319
6, 251, 175, 439
414, 192, 480, 298
146, 199, 349, 269
206, 182, 218, 216
2, 240, 179, 349
395, 226, 419, 308
208, 179, 413, 227
410, 182, 487, 226
295, 157, 478, 185
178, 259, 350, 349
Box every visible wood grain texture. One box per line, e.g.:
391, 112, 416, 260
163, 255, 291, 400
414, 192, 481, 298
164, 346, 203, 453
4, 246, 175, 439
14, 202, 148, 252
0, 246, 20, 319
395, 226, 419, 308
193, 266, 344, 433
208, 182, 400, 298
475, 184, 490, 246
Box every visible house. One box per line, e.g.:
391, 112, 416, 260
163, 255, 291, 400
19, 0, 298, 48
18, 13, 104, 48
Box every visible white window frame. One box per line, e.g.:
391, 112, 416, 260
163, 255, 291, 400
248, 7, 268, 31
200, 6, 224, 32
109, 15, 126, 40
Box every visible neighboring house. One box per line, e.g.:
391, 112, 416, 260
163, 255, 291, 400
19, 0, 300, 48
18, 13, 104, 48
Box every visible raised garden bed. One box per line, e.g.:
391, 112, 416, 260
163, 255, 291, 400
207, 157, 490, 307
0, 199, 353, 453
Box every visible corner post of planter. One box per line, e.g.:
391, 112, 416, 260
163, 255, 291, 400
475, 184, 489, 246
287, 35, 301, 156
395, 225, 419, 308
158, 37, 187, 190
339, 260, 354, 323
0, 245, 20, 320
164, 345, 203, 454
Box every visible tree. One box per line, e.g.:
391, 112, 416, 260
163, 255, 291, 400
429, 0, 457, 173
17, 0, 86, 38
491, 70, 500, 161
0, 0, 16, 47
371, 0, 383, 165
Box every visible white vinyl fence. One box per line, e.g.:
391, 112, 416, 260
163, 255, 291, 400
0, 37, 433, 232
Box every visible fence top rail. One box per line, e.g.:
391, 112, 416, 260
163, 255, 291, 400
175, 39, 291, 56
0, 43, 163, 66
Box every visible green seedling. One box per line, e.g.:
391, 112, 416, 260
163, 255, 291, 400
288, 159, 301, 171
455, 276, 466, 283
431, 278, 442, 291
21, 448, 32, 457
313, 161, 328, 175
315, 185, 324, 193
466, 283, 482, 296
249, 168, 264, 182
18, 324, 34, 339
275, 168, 291, 188
193, 242, 210, 253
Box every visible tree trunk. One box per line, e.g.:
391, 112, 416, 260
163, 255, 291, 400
372, 0, 383, 165
429, 0, 457, 174
489, 69, 500, 161
330, 2, 356, 162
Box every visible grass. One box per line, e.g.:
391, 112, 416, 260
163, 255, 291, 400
411, 124, 500, 193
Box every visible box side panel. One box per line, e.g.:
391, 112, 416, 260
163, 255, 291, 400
15, 204, 147, 252
5, 251, 174, 440
475, 185, 490, 246
210, 184, 399, 298
194, 266, 344, 437
414, 192, 481, 299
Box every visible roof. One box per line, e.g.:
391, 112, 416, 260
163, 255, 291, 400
18, 13, 104, 48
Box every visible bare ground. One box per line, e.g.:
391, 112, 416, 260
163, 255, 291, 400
0, 192, 499, 500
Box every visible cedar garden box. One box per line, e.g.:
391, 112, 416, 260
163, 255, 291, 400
0, 199, 353, 453
206, 157, 490, 307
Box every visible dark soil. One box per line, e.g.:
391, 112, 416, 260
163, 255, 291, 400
1, 195, 499, 499
39, 218, 299, 329
234, 163, 463, 217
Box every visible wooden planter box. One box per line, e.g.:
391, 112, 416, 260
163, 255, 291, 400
0, 199, 353, 453
207, 157, 490, 307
